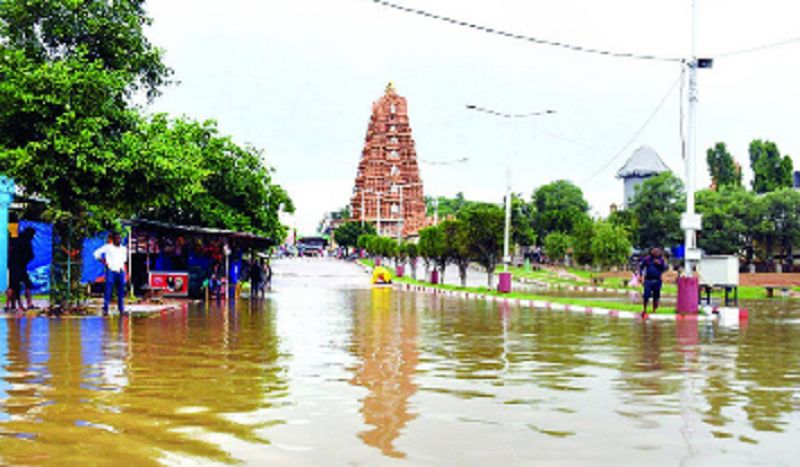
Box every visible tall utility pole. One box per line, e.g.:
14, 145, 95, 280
465, 105, 555, 290
682, 0, 711, 276
503, 166, 512, 273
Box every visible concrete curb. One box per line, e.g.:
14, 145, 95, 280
515, 277, 637, 296
395, 282, 745, 324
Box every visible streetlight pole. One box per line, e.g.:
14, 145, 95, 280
376, 191, 382, 236
503, 166, 512, 273
361, 189, 366, 228
677, 0, 712, 313
465, 105, 556, 292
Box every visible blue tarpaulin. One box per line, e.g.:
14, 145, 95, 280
81, 235, 107, 284
18, 221, 52, 294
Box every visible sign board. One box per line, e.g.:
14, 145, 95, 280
149, 271, 189, 297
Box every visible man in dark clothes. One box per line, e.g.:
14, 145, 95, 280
638, 247, 668, 316
7, 227, 36, 311
250, 260, 263, 299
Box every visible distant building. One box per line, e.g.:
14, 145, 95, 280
616, 146, 671, 208
350, 83, 426, 238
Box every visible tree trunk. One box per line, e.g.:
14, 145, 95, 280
487, 269, 494, 289
439, 263, 446, 283
411, 258, 417, 280
459, 262, 468, 287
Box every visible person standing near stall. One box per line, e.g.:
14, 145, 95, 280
6, 227, 36, 311
94, 232, 128, 316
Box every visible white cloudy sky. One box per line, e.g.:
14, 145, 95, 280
144, 0, 800, 235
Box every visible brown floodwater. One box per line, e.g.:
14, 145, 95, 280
0, 259, 798, 466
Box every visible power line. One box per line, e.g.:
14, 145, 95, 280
369, 0, 682, 63
581, 73, 683, 183
714, 36, 800, 58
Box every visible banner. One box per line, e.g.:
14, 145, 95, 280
148, 271, 189, 297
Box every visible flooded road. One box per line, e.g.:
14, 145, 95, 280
1, 258, 799, 465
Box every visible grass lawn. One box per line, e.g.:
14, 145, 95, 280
503, 265, 793, 300
392, 274, 676, 315
361, 258, 787, 303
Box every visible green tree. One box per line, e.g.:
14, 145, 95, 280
425, 192, 477, 218
405, 242, 419, 279
0, 0, 171, 98
336, 221, 376, 254
760, 189, 800, 265
418, 226, 444, 281
532, 180, 590, 242
630, 172, 685, 249
544, 232, 571, 264
696, 188, 764, 262
591, 221, 631, 269
142, 117, 294, 240
571, 217, 595, 265
511, 193, 536, 249
750, 140, 793, 194
459, 203, 504, 287
420, 224, 449, 281
441, 219, 471, 287
706, 142, 742, 188
608, 209, 638, 244
0, 1, 171, 309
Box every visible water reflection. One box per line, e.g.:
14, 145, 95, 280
349, 288, 418, 458
0, 302, 287, 464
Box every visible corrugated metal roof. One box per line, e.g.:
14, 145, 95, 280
616, 145, 671, 178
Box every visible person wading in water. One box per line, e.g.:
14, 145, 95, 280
638, 247, 667, 317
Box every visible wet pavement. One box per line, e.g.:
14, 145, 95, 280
0, 257, 798, 465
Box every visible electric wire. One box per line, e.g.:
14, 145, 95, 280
581, 72, 683, 183
714, 36, 800, 58
369, 0, 682, 63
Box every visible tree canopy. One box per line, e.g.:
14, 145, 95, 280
335, 221, 376, 252
750, 140, 793, 194
591, 221, 631, 269
532, 180, 590, 242
458, 203, 504, 287
630, 172, 685, 249
706, 142, 742, 189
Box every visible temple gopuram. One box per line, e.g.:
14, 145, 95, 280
350, 83, 426, 238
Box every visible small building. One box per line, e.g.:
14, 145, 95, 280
616, 146, 671, 208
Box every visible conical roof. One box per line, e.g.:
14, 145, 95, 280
616, 145, 670, 178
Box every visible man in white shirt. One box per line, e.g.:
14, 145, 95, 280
93, 232, 128, 316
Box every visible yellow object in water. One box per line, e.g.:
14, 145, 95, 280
372, 266, 393, 285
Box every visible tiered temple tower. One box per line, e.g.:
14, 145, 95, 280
350, 83, 426, 238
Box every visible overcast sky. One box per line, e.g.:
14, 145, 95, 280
144, 0, 800, 235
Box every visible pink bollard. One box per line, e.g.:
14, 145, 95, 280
676, 276, 699, 314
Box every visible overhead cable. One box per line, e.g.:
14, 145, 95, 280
581, 73, 683, 183
370, 0, 682, 62
714, 36, 800, 58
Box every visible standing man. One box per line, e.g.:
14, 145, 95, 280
94, 232, 128, 316
6, 227, 36, 311
638, 247, 668, 317
250, 259, 263, 299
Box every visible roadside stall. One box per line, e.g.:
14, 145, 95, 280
82, 219, 275, 300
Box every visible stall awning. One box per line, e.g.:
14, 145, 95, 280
125, 219, 275, 250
